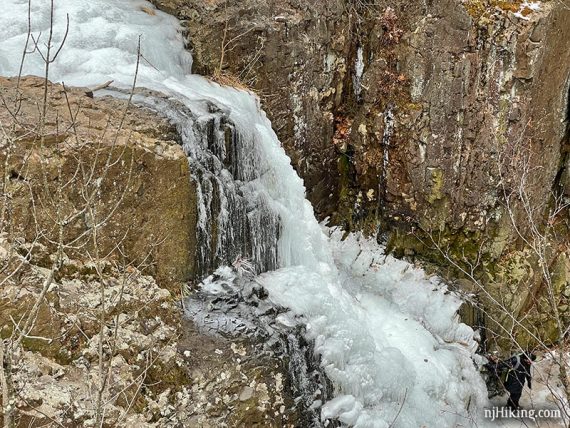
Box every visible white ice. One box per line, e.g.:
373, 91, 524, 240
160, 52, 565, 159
259, 228, 488, 426
353, 46, 364, 98
0, 0, 506, 426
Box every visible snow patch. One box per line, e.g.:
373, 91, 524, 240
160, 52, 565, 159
353, 46, 365, 98
514, 1, 542, 20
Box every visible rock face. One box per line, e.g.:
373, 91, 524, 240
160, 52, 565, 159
150, 0, 569, 233
396, 0, 570, 235
149, 0, 570, 344
0, 76, 197, 291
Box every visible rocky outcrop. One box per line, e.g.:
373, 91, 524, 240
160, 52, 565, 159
0, 76, 197, 291
0, 234, 299, 427
0, 234, 189, 426
395, 0, 570, 235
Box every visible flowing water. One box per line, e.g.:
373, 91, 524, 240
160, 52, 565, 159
0, 0, 493, 426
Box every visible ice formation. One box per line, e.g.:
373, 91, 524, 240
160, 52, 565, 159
0, 0, 492, 426
353, 45, 364, 98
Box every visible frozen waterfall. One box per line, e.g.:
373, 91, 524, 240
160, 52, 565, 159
0, 0, 491, 426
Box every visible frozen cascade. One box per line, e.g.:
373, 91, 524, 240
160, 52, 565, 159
129, 95, 282, 277
0, 0, 491, 426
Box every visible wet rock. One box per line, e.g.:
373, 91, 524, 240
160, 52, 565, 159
185, 270, 337, 427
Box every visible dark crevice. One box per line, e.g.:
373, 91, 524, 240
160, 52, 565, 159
9, 169, 26, 181
552, 80, 570, 199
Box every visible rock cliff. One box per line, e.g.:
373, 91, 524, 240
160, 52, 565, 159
150, 0, 570, 345
150, 0, 569, 234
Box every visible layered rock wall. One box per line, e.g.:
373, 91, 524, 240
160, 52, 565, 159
151, 0, 570, 237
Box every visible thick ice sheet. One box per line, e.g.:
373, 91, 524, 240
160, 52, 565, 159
258, 229, 488, 426
1, 1, 491, 426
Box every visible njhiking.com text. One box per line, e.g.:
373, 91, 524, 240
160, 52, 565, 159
484, 406, 561, 422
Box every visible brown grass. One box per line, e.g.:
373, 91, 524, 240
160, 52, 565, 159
211, 70, 253, 92
140, 6, 156, 16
